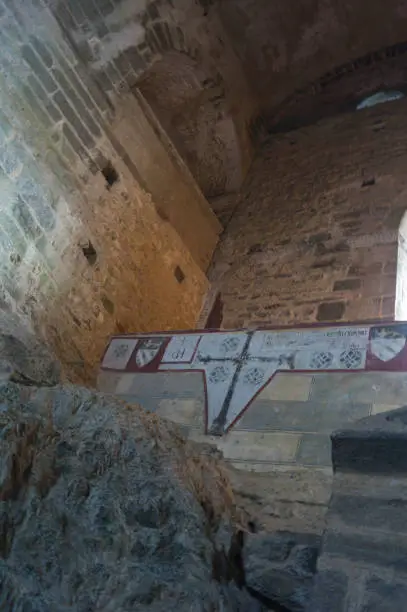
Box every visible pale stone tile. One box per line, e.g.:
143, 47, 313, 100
97, 371, 122, 393
296, 434, 332, 467
259, 373, 313, 401
236, 399, 370, 433
311, 372, 407, 405
157, 398, 204, 429
116, 374, 135, 394
216, 431, 300, 463
371, 404, 403, 415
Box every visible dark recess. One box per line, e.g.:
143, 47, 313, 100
81, 240, 97, 265
174, 266, 186, 283
101, 161, 119, 188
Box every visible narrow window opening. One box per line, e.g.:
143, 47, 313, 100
81, 240, 97, 266
356, 90, 404, 110
174, 266, 185, 283
101, 161, 119, 188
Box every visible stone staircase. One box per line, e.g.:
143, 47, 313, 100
311, 407, 407, 611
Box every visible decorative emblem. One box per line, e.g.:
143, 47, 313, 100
370, 327, 406, 362
243, 367, 265, 386
339, 347, 363, 369
113, 343, 130, 359
221, 337, 241, 353
135, 338, 165, 368
209, 365, 230, 384
310, 351, 333, 369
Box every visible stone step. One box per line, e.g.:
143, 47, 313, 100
310, 407, 407, 611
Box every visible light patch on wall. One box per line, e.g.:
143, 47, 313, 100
89, 21, 145, 68
357, 91, 404, 110
396, 211, 407, 321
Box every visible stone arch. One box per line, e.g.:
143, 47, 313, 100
136, 27, 243, 199
268, 40, 407, 132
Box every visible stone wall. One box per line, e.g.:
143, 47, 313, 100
52, 0, 258, 197
0, 0, 221, 384
219, 0, 407, 124
210, 99, 407, 328
311, 408, 407, 611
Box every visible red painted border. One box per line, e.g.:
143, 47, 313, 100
100, 321, 407, 434
105, 317, 396, 340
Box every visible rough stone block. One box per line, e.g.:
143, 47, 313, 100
153, 22, 170, 50
237, 399, 370, 435
362, 575, 407, 611
311, 569, 348, 612
80, 0, 101, 22
21, 83, 54, 129
21, 44, 58, 93
0, 140, 25, 177
114, 52, 132, 77
29, 36, 54, 68
54, 56, 98, 116
0, 213, 27, 257
333, 278, 361, 291
259, 373, 313, 401
12, 195, 43, 242
53, 69, 101, 137
296, 433, 332, 467
52, 2, 76, 30
62, 123, 87, 160
0, 108, 15, 142
75, 63, 114, 115
125, 47, 146, 75
15, 169, 56, 232
324, 531, 407, 573
26, 75, 62, 123
217, 431, 300, 463
330, 493, 407, 534
157, 398, 204, 430
317, 301, 345, 321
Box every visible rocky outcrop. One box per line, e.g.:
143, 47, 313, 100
0, 382, 264, 611
0, 313, 60, 386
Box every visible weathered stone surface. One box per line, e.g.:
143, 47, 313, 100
0, 312, 60, 385
332, 406, 407, 473
310, 569, 348, 612
0, 382, 264, 611
317, 302, 345, 322
362, 576, 407, 612
244, 531, 320, 611
311, 406, 407, 611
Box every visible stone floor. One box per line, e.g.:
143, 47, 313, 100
208, 98, 407, 328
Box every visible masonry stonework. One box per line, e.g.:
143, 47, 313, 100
51, 0, 258, 198
209, 98, 407, 328
0, 0, 221, 383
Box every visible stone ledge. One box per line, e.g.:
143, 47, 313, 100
332, 406, 407, 474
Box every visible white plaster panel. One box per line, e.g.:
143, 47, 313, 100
162, 334, 201, 363
204, 361, 237, 429
102, 338, 138, 370
195, 332, 247, 361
